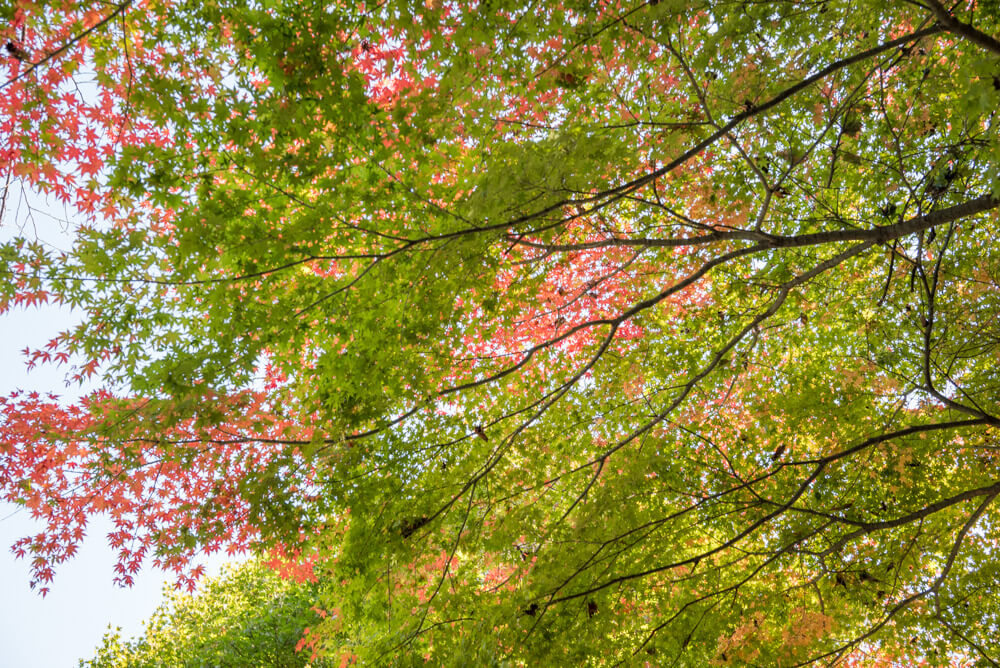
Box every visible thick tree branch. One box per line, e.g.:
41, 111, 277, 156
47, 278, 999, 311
511, 194, 1000, 253
924, 0, 1000, 56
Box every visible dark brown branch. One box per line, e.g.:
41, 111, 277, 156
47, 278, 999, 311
782, 479, 1000, 549
797, 490, 999, 666
1, 2, 133, 92
503, 26, 945, 226
938, 617, 1000, 667
924, 0, 1000, 56
510, 194, 1000, 254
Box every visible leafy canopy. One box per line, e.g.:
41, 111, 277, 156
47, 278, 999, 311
82, 561, 331, 668
3, 0, 1000, 664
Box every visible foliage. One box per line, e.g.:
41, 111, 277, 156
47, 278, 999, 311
81, 561, 332, 667
3, 0, 1000, 664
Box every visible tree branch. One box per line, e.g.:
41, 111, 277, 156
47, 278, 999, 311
924, 0, 1000, 56
1, 2, 133, 92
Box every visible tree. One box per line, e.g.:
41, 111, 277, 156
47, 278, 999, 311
82, 561, 333, 667
2, 0, 1000, 664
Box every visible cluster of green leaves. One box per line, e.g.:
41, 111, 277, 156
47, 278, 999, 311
82, 562, 330, 667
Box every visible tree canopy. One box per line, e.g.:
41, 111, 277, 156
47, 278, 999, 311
3, 0, 1000, 664
83, 561, 330, 668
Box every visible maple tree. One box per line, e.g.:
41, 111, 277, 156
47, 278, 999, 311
3, 0, 1000, 664
83, 561, 332, 667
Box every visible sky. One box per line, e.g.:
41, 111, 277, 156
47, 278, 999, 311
0, 303, 166, 667
0, 191, 233, 666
